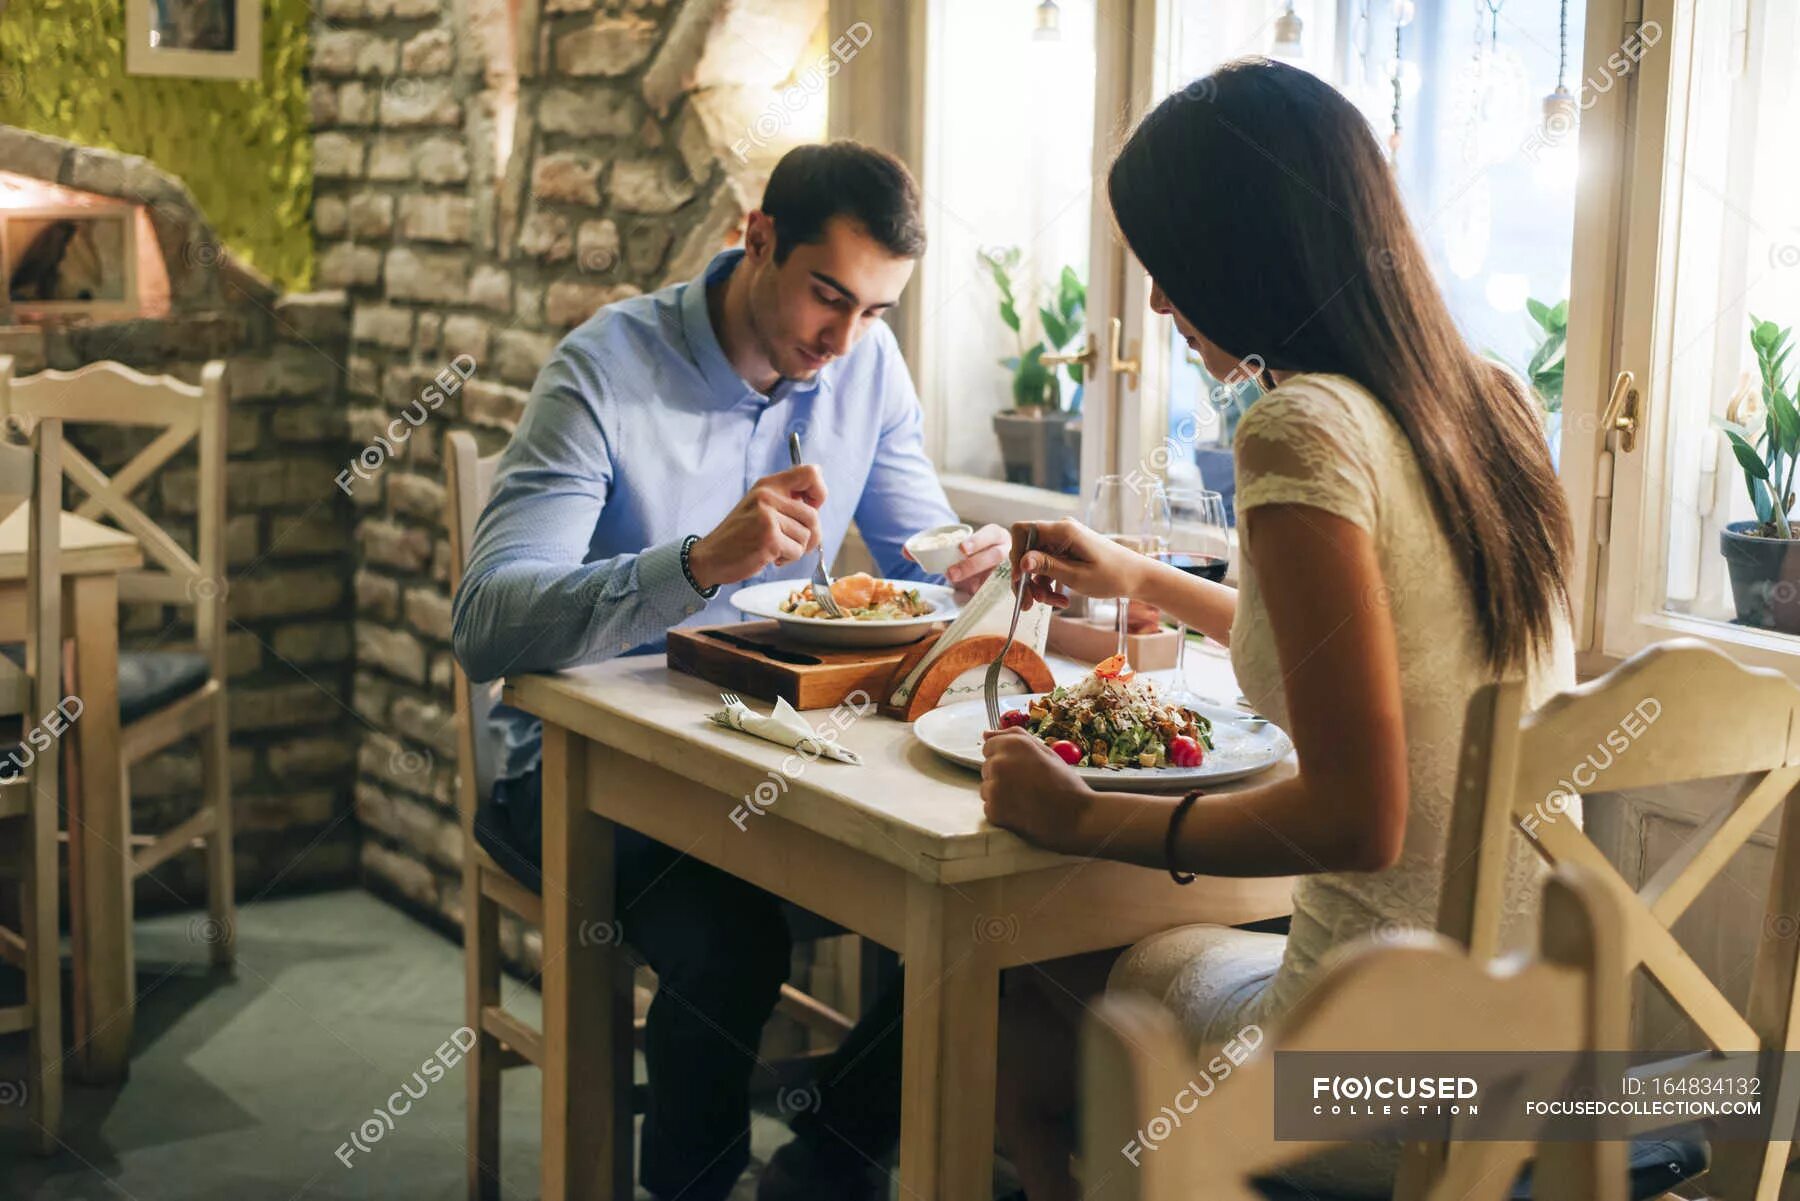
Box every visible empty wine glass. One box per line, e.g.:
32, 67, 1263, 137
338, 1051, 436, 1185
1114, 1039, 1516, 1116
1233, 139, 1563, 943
1086, 474, 1170, 660
1162, 488, 1230, 691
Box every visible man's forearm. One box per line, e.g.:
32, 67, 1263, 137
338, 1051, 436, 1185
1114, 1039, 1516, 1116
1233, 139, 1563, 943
453, 537, 703, 682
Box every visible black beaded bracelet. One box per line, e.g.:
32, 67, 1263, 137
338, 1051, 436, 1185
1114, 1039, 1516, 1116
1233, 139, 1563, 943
680, 534, 718, 599
1165, 789, 1203, 885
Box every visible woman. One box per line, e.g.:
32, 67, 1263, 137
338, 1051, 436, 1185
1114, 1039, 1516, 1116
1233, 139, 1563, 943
984, 58, 1575, 1199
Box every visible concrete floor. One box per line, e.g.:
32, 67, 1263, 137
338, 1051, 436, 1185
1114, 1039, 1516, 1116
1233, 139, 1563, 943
0, 890, 796, 1201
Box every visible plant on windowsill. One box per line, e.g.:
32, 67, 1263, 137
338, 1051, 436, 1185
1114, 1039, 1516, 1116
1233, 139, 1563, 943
1716, 316, 1800, 634
982, 247, 1086, 494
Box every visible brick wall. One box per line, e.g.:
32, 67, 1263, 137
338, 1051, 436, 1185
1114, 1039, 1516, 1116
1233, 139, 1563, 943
311, 0, 830, 971
0, 123, 361, 909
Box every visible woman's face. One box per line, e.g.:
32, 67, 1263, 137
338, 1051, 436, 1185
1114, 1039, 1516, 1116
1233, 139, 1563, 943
1149, 281, 1257, 385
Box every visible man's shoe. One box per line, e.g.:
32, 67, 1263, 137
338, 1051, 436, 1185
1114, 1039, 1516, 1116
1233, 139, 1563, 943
755, 1136, 887, 1201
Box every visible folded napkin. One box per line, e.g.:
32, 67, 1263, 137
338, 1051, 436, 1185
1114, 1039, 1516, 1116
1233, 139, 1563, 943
709, 696, 863, 765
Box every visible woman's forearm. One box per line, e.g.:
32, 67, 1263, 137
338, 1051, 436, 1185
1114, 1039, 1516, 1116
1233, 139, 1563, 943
1070, 774, 1387, 878
1133, 558, 1237, 645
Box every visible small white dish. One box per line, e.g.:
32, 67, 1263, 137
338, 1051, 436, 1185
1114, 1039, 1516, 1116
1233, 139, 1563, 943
731, 578, 959, 648
903, 523, 974, 576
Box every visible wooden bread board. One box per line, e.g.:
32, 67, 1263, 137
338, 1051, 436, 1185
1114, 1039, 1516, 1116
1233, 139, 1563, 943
666, 621, 918, 711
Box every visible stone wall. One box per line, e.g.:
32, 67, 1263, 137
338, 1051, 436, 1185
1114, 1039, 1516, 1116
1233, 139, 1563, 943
311, 0, 830, 969
0, 127, 360, 911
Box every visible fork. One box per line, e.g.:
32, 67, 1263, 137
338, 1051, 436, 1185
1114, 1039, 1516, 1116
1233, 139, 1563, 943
786, 431, 842, 617
721, 692, 742, 708
984, 526, 1037, 729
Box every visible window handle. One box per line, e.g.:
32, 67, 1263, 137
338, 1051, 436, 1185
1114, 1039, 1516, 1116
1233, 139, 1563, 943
1109, 317, 1141, 391
1602, 370, 1642, 453
1041, 334, 1096, 371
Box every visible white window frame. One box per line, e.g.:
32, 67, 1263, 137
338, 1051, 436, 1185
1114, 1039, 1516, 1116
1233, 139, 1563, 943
1570, 0, 1800, 678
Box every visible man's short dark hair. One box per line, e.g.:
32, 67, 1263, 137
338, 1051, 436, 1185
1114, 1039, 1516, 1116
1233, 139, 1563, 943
760, 141, 926, 264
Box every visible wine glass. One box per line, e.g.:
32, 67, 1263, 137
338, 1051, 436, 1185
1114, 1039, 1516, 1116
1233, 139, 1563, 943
1086, 474, 1171, 660
1162, 488, 1230, 691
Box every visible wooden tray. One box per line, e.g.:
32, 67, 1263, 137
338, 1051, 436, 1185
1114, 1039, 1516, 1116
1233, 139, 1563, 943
666, 621, 919, 711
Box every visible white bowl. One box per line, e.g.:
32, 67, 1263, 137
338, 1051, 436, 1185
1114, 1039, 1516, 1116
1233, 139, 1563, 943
903, 523, 974, 575
731, 578, 959, 648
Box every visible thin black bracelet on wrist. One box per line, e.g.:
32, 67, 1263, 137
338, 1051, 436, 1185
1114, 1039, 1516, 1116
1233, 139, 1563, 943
680, 534, 719, 599
1165, 789, 1204, 885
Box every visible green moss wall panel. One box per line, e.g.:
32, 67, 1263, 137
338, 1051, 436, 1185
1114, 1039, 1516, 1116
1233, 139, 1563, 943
0, 0, 314, 290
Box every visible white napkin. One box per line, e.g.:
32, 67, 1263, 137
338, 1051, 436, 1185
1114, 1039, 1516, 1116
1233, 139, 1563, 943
709, 696, 863, 765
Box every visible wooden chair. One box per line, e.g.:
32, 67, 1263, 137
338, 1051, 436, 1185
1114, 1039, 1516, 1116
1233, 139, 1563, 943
1438, 638, 1800, 1201
445, 430, 879, 1198
0, 418, 65, 1152
1081, 863, 1670, 1201
0, 360, 233, 966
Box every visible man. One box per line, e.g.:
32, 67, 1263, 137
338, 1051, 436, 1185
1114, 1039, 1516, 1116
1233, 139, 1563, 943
452, 141, 1007, 1201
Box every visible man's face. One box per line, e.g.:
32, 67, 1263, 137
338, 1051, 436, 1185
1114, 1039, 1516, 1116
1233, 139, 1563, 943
743, 213, 916, 381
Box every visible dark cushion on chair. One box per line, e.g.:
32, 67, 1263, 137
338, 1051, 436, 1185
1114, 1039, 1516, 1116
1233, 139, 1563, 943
117, 650, 210, 725
1251, 1134, 1709, 1200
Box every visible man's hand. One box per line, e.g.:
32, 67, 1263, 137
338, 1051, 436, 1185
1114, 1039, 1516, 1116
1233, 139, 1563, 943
686, 465, 827, 590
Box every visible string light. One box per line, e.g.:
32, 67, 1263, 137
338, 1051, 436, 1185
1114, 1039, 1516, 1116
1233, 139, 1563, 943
1389, 16, 1404, 159
1272, 1, 1304, 60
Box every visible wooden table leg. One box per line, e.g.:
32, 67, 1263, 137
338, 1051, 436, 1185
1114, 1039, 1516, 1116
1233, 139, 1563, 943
69, 573, 131, 1084
540, 725, 633, 1201
899, 876, 1001, 1201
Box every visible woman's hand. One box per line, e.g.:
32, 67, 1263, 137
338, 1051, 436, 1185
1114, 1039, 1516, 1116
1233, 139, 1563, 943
980, 726, 1096, 854
1009, 518, 1151, 611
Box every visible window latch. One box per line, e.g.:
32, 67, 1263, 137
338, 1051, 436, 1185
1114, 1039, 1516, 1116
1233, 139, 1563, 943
1602, 370, 1642, 453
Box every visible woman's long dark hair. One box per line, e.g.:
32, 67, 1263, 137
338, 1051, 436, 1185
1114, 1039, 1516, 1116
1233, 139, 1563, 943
1109, 58, 1572, 676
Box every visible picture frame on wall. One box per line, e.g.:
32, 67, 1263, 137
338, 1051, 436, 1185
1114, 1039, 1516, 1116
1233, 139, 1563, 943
125, 0, 262, 80
2, 206, 141, 323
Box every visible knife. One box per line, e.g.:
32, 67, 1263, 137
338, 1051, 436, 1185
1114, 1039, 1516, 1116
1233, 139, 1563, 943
703, 629, 823, 666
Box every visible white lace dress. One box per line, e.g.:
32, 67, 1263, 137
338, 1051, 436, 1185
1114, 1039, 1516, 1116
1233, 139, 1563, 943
1108, 373, 1576, 1194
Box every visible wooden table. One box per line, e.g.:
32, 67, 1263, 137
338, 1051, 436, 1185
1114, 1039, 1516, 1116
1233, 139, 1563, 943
507, 641, 1297, 1200
0, 505, 141, 1083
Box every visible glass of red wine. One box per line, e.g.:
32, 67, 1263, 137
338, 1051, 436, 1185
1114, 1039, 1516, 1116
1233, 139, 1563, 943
1162, 488, 1229, 690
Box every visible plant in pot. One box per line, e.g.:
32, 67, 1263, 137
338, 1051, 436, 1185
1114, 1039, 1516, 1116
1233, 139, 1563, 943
983, 247, 1086, 494
1490, 297, 1567, 470
1716, 316, 1800, 634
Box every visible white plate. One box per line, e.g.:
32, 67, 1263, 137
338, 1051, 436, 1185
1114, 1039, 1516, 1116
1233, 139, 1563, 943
731, 578, 960, 648
913, 691, 1292, 792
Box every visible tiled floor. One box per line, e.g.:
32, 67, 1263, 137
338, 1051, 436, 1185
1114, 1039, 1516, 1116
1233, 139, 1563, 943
0, 890, 797, 1200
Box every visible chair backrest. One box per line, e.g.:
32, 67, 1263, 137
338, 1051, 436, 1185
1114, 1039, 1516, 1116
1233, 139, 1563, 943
1439, 639, 1800, 1051
444, 430, 502, 837
0, 357, 228, 678
1438, 638, 1800, 1198
1082, 864, 1631, 1201
0, 406, 65, 775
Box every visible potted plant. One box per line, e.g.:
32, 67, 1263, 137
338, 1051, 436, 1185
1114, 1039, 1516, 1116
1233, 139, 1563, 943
1716, 316, 1800, 633
984, 247, 1085, 494
1490, 298, 1567, 470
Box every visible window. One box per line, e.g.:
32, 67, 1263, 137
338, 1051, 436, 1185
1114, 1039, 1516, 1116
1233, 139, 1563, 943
1158, 0, 1585, 523
1589, 0, 1800, 671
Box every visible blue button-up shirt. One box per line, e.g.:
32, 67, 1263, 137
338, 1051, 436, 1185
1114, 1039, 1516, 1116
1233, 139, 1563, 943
452, 248, 957, 784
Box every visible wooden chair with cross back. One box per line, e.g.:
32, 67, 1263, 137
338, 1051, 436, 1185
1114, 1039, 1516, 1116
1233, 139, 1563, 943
1436, 637, 1800, 1201
0, 359, 234, 983
446, 429, 898, 1198
1081, 862, 1683, 1201
0, 417, 65, 1152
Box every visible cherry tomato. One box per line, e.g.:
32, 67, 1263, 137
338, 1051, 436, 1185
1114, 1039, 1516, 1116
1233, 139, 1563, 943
998, 709, 1030, 730
1049, 739, 1084, 765
1169, 735, 1203, 768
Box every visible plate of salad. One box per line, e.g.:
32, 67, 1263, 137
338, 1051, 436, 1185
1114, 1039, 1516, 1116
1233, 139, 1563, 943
913, 655, 1292, 791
